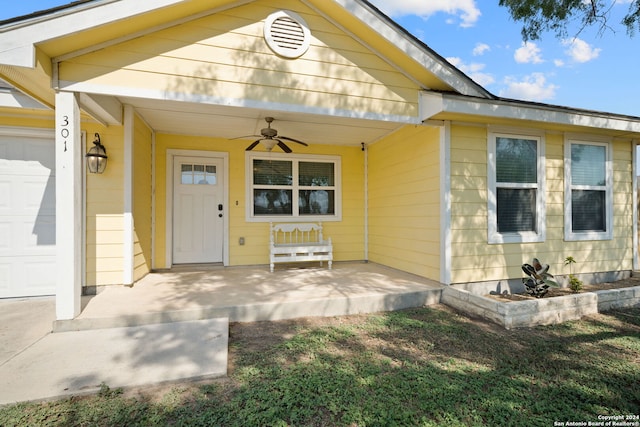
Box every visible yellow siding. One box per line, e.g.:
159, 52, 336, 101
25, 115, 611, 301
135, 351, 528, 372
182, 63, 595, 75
133, 114, 153, 281
367, 125, 441, 280
449, 125, 635, 284
85, 124, 125, 286
58, 0, 418, 120
153, 134, 365, 269
0, 108, 54, 129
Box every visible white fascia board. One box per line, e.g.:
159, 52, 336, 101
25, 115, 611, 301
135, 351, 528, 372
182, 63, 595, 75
419, 92, 445, 122
420, 91, 640, 133
60, 79, 422, 124
0, 86, 48, 109
0, 0, 185, 68
329, 0, 491, 98
79, 93, 122, 126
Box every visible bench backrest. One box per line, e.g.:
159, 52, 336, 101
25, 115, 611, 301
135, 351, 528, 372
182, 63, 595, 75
270, 222, 324, 245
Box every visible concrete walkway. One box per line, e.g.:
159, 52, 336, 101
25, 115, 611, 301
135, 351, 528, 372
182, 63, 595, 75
0, 297, 227, 405
0, 262, 443, 405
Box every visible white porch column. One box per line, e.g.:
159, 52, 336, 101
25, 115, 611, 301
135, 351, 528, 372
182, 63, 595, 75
55, 91, 83, 320
123, 104, 134, 285
633, 140, 638, 271
439, 121, 452, 285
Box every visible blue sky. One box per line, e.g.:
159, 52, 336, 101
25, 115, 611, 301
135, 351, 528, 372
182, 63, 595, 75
1, 0, 638, 117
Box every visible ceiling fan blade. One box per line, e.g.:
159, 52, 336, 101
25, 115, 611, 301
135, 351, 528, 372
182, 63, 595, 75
277, 140, 292, 153
279, 135, 308, 146
231, 134, 261, 140
246, 139, 261, 151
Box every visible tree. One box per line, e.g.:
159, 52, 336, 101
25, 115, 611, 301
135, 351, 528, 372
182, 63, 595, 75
499, 0, 640, 40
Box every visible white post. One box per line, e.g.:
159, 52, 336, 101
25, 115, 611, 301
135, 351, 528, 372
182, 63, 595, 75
123, 105, 134, 285
439, 121, 452, 285
55, 91, 83, 320
633, 140, 638, 271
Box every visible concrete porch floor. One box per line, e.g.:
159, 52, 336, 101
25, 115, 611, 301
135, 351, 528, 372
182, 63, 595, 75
54, 262, 445, 332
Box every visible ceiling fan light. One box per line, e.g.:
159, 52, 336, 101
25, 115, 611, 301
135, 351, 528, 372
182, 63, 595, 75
262, 139, 277, 151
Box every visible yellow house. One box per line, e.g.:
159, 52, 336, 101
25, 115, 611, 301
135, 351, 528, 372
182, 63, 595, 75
0, 0, 639, 321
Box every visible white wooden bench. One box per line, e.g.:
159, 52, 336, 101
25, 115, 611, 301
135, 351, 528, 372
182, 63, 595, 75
269, 222, 333, 272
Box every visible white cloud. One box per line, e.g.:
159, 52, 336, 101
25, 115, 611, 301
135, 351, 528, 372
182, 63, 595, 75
554, 59, 565, 67
562, 38, 601, 63
369, 0, 481, 27
514, 42, 544, 64
473, 43, 490, 56
447, 57, 495, 86
500, 73, 558, 101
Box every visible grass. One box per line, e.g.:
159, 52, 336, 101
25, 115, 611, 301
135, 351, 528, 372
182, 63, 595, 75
1, 304, 639, 426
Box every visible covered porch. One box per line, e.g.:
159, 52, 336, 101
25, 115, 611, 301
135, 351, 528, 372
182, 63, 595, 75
54, 262, 444, 332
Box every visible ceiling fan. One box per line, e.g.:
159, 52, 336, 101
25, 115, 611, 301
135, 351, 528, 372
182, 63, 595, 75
232, 117, 309, 153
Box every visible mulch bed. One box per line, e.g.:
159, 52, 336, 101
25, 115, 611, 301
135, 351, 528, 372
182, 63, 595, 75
486, 275, 640, 301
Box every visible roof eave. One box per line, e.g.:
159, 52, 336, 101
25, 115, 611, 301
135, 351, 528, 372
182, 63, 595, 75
0, 0, 185, 68
421, 91, 640, 135
326, 0, 493, 98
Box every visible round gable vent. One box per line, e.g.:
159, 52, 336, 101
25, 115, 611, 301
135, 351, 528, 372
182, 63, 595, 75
264, 10, 311, 59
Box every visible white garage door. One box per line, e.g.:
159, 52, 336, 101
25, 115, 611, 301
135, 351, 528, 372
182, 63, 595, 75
0, 132, 56, 298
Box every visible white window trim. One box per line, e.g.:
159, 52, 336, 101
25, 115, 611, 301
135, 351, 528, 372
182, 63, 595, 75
487, 128, 546, 244
245, 151, 342, 222
564, 135, 613, 241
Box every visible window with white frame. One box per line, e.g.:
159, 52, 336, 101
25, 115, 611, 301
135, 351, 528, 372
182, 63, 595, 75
564, 137, 612, 241
246, 152, 341, 221
488, 131, 545, 243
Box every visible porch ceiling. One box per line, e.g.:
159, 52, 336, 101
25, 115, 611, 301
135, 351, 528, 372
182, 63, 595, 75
118, 96, 403, 146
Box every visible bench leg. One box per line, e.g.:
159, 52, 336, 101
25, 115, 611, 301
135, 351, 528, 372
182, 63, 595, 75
328, 260, 332, 270
270, 262, 274, 273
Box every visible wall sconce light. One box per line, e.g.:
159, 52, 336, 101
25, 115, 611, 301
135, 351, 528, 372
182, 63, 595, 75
86, 133, 108, 174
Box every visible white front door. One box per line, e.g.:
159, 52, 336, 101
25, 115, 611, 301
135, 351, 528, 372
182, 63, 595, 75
173, 156, 224, 264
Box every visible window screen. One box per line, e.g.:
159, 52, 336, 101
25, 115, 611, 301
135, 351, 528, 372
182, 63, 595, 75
496, 137, 538, 233
569, 143, 607, 233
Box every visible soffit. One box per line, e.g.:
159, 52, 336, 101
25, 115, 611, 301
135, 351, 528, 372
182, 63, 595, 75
118, 96, 402, 147
36, 0, 252, 59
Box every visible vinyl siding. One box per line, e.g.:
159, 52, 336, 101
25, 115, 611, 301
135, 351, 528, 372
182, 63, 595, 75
367, 125, 441, 280
449, 124, 634, 284
153, 134, 365, 268
58, 0, 419, 121
85, 125, 124, 286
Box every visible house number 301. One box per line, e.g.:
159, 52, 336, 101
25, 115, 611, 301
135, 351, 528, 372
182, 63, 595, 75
60, 115, 69, 152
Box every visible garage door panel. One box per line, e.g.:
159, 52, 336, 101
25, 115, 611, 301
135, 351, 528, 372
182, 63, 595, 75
23, 260, 57, 290
0, 264, 9, 290
0, 140, 53, 170
30, 215, 56, 246
0, 133, 56, 298
0, 259, 55, 297
0, 221, 9, 250
25, 177, 55, 214
0, 181, 9, 210
0, 217, 55, 254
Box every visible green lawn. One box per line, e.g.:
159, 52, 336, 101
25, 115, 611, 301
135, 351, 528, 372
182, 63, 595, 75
2, 305, 639, 426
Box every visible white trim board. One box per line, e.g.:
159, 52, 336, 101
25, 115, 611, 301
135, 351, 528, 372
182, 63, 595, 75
57, 81, 421, 125
421, 92, 640, 134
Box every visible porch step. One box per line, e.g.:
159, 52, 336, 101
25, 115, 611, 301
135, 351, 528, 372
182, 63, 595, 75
53, 287, 443, 332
